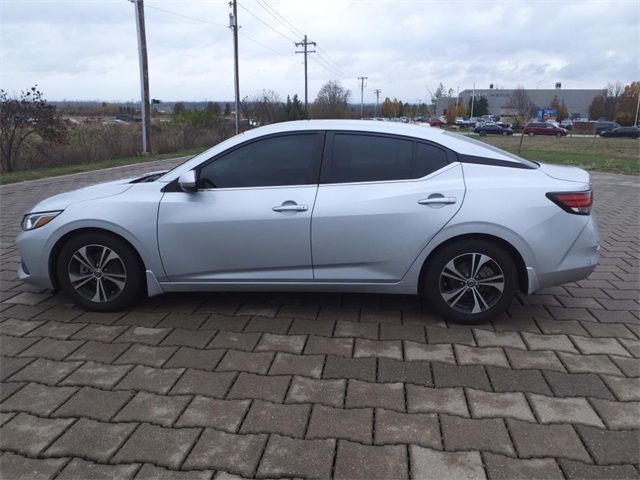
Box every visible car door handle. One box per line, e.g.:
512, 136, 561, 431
418, 196, 457, 205
272, 203, 308, 212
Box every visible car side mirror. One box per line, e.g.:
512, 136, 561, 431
178, 171, 198, 193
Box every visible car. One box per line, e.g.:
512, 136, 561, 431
427, 117, 445, 127
560, 119, 573, 130
474, 124, 513, 136
599, 126, 640, 139
16, 120, 599, 324
595, 121, 621, 135
523, 122, 568, 137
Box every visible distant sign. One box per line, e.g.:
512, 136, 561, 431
537, 108, 557, 120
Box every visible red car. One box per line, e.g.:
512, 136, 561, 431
523, 122, 567, 137
427, 117, 445, 127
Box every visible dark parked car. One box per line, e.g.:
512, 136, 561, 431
475, 124, 513, 136
523, 122, 567, 137
599, 127, 640, 139
595, 121, 621, 135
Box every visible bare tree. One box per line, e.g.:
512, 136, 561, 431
311, 81, 351, 119
0, 86, 68, 172
505, 86, 535, 126
241, 90, 285, 126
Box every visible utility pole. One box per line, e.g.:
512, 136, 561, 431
295, 35, 316, 111
635, 88, 640, 126
131, 0, 151, 153
229, 0, 240, 134
373, 89, 381, 117
470, 81, 476, 119
358, 76, 368, 118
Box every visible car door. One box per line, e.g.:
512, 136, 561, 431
157, 132, 323, 282
311, 132, 465, 282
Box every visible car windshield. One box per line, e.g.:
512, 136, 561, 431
443, 131, 539, 168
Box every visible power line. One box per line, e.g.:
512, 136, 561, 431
145, 3, 227, 28
315, 50, 351, 77
236, 2, 297, 44
309, 55, 352, 79
255, 0, 304, 38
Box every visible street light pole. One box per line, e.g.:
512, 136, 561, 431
131, 0, 151, 153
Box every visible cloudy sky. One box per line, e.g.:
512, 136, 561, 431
1, 0, 639, 103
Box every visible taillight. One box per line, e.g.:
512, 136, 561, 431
546, 190, 593, 215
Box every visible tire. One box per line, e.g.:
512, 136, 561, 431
422, 239, 518, 324
555, 132, 562, 137
56, 232, 144, 311
502, 131, 508, 136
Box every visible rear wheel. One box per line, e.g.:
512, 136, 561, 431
423, 239, 518, 324
56, 232, 144, 311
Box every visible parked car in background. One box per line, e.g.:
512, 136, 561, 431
474, 123, 513, 136
599, 126, 640, 139
560, 119, 573, 130
523, 122, 567, 137
595, 121, 620, 135
428, 117, 445, 127
16, 120, 599, 324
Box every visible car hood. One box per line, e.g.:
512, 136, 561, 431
538, 163, 590, 185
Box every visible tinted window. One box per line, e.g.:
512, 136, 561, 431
329, 134, 412, 183
200, 134, 319, 188
414, 143, 449, 178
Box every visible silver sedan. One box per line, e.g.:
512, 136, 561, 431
16, 120, 599, 324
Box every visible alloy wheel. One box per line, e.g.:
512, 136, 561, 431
67, 244, 127, 303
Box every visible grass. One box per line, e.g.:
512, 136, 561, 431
0, 147, 208, 185
476, 135, 640, 175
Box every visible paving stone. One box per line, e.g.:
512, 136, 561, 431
2, 304, 50, 320
483, 453, 563, 480
318, 305, 360, 322
576, 425, 640, 464
114, 391, 191, 426
580, 321, 637, 339
0, 382, 24, 402
535, 318, 588, 336
176, 396, 250, 431
258, 435, 335, 480
473, 329, 526, 350
73, 311, 122, 325
507, 419, 591, 462
160, 328, 216, 348
201, 314, 248, 332
269, 352, 324, 378
286, 375, 346, 407
334, 440, 407, 480
0, 318, 44, 336
70, 323, 127, 342
170, 369, 236, 398
60, 361, 132, 389
7, 357, 81, 384
493, 316, 540, 333
209, 331, 261, 351
183, 428, 267, 477
619, 337, 640, 357
323, 355, 376, 382
334, 320, 378, 339
404, 341, 455, 363
277, 303, 320, 320
17, 337, 83, 360
528, 393, 604, 427
546, 306, 596, 321
379, 323, 425, 342
66, 340, 130, 363
559, 459, 640, 479
115, 325, 171, 344
237, 303, 279, 318
0, 383, 76, 416
610, 355, 640, 376
487, 365, 552, 395
410, 446, 486, 480
427, 326, 475, 345
115, 312, 166, 328
521, 332, 577, 353
571, 335, 631, 356
243, 316, 291, 334
227, 372, 290, 402
590, 398, 640, 429
0, 412, 74, 455
441, 414, 514, 455
543, 370, 615, 400
0, 334, 38, 355
346, 379, 404, 411
505, 347, 566, 372
288, 318, 335, 336
254, 332, 306, 353
353, 338, 403, 360
590, 309, 638, 324
559, 352, 622, 375
467, 388, 535, 422
136, 463, 212, 480
57, 459, 139, 479
601, 374, 640, 401
114, 344, 177, 367
432, 362, 491, 390
46, 417, 136, 462
454, 344, 510, 367
27, 321, 85, 339
377, 358, 432, 386
307, 404, 372, 443
216, 350, 274, 375
304, 335, 352, 356
113, 423, 200, 469
406, 385, 469, 417
375, 408, 440, 449
240, 400, 309, 438
156, 312, 209, 329
115, 365, 185, 394
163, 347, 224, 371
0, 452, 68, 480
360, 308, 402, 324
53, 386, 133, 421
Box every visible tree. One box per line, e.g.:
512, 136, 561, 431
468, 95, 488, 117
224, 103, 231, 117
549, 95, 568, 122
588, 93, 607, 120
429, 82, 447, 112
285, 94, 306, 121
173, 102, 186, 114
205, 101, 220, 116
505, 87, 534, 125
0, 86, 68, 172
613, 81, 640, 125
241, 90, 285, 125
311, 80, 351, 119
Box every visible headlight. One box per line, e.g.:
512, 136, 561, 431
21, 211, 63, 231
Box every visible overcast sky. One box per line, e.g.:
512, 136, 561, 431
1, 0, 639, 103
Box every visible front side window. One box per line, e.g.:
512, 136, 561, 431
199, 134, 320, 188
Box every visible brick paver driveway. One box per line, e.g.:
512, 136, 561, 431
0, 161, 638, 479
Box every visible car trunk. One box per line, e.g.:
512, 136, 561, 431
538, 163, 590, 185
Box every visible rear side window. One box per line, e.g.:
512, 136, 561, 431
414, 143, 449, 178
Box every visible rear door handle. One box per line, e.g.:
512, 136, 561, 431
272, 202, 308, 213
418, 196, 457, 205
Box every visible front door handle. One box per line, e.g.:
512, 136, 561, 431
272, 201, 308, 213
418, 196, 457, 205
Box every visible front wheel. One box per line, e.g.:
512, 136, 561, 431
56, 232, 144, 311
423, 239, 518, 324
